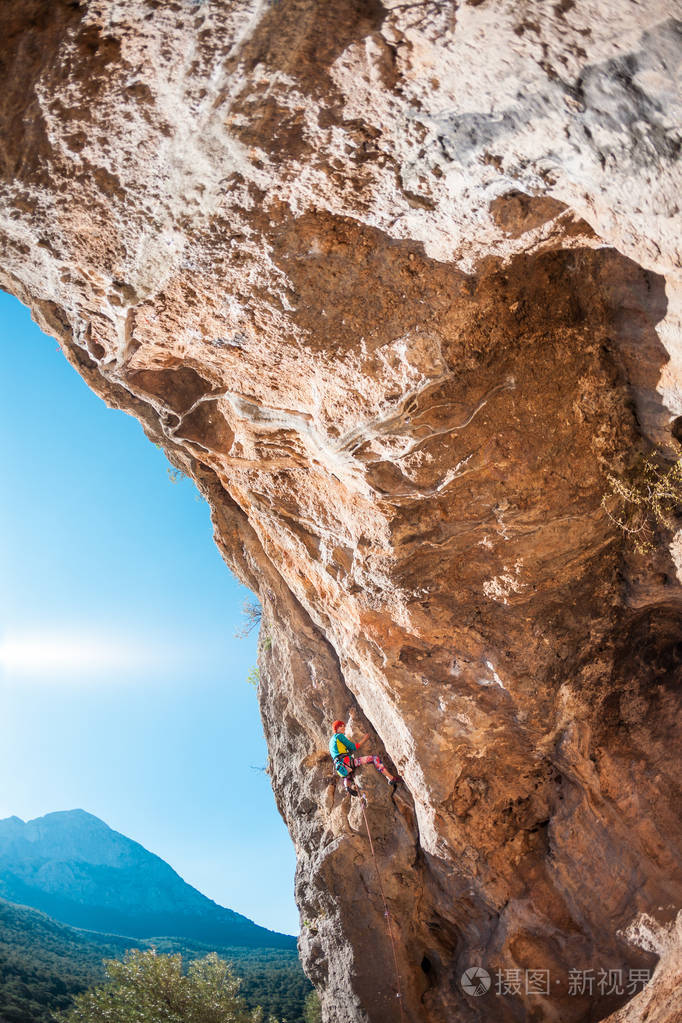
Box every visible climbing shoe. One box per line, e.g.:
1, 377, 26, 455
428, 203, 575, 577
389, 776, 402, 790
346, 784, 360, 798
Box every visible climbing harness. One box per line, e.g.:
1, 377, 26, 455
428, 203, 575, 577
358, 790, 406, 1023
333, 752, 354, 777
330, 733, 355, 777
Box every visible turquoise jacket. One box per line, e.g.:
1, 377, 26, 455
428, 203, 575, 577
329, 732, 356, 776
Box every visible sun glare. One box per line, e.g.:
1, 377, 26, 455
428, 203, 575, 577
0, 630, 169, 682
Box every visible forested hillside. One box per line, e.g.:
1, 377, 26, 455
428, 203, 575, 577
0, 898, 311, 1023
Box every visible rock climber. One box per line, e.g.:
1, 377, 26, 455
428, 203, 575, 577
329, 718, 400, 796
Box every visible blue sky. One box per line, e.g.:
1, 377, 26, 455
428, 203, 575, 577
0, 290, 298, 935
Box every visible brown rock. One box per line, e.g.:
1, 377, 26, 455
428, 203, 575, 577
0, 3, 680, 1021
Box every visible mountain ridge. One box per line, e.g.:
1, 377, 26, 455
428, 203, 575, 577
0, 810, 295, 949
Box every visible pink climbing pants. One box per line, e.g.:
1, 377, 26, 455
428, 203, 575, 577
342, 754, 393, 791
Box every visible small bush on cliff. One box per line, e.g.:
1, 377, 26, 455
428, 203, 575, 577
601, 453, 682, 553
55, 949, 276, 1023
235, 598, 262, 639
167, 466, 189, 485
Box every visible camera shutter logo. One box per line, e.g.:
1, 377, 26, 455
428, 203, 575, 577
461, 966, 491, 996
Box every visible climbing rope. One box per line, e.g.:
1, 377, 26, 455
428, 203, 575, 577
359, 792, 406, 1023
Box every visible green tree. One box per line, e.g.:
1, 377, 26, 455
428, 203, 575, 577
303, 990, 321, 1023
56, 949, 273, 1023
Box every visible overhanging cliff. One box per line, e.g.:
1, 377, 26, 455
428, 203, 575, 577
0, 3, 680, 1021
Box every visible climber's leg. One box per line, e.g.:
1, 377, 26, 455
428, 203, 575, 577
354, 754, 396, 784
342, 759, 359, 796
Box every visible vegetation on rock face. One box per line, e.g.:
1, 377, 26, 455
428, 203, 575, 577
55, 949, 273, 1023
235, 599, 263, 639
236, 598, 271, 688
167, 467, 188, 485
245, 665, 261, 689
602, 453, 682, 553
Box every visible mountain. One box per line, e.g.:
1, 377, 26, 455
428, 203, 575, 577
0, 895, 310, 1023
0, 811, 294, 949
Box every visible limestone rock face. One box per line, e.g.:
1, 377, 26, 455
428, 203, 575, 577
0, 3, 680, 1021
